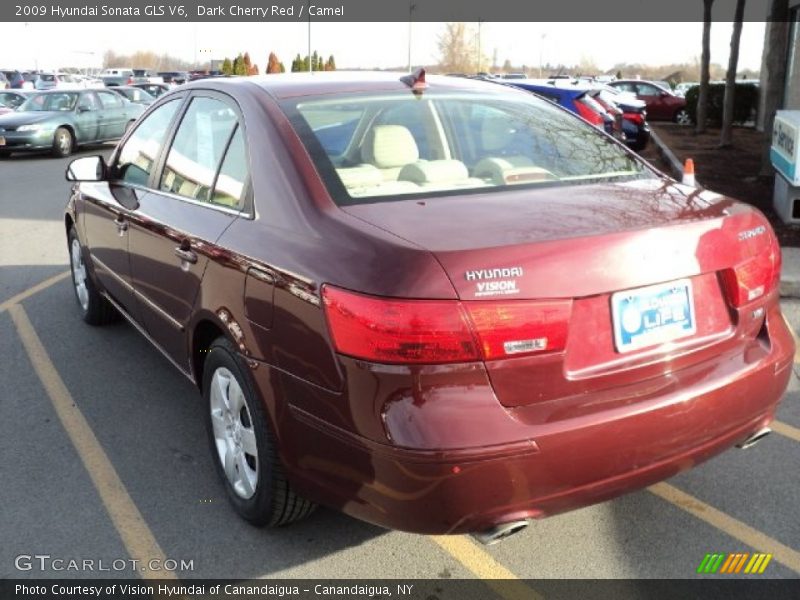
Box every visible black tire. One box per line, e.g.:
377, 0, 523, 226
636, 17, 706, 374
68, 227, 118, 325
52, 127, 74, 157
203, 337, 315, 527
0, 150, 10, 159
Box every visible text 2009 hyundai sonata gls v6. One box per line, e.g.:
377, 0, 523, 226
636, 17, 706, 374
64, 70, 794, 541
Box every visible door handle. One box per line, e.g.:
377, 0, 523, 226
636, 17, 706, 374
174, 246, 198, 264
114, 215, 128, 234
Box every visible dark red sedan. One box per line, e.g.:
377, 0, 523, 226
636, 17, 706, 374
64, 71, 793, 542
608, 79, 690, 124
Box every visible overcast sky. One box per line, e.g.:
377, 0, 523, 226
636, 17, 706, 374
3, 21, 767, 73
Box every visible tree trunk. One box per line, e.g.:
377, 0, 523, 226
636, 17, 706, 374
696, 0, 714, 134
760, 0, 791, 176
719, 0, 747, 147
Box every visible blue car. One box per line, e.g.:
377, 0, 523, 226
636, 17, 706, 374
504, 79, 649, 151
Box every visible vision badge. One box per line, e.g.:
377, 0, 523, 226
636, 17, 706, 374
465, 266, 523, 298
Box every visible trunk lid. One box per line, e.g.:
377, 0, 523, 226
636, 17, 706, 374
343, 179, 779, 409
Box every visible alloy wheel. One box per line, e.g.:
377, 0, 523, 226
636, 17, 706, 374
70, 238, 89, 311
209, 367, 259, 499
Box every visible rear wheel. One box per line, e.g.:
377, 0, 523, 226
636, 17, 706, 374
674, 109, 691, 126
52, 127, 74, 157
68, 227, 118, 325
203, 337, 315, 526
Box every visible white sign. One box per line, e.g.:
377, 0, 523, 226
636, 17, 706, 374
771, 111, 800, 185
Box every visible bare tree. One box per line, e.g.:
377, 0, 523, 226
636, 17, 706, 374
437, 22, 479, 73
760, 0, 791, 176
696, 0, 714, 134
719, 0, 747, 147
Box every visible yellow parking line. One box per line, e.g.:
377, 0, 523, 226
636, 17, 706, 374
430, 536, 544, 600
649, 482, 800, 574
0, 270, 70, 315
8, 304, 177, 580
772, 420, 800, 443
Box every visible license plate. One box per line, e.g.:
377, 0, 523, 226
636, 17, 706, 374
611, 279, 696, 353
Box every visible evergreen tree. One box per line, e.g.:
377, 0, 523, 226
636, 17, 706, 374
279, 62, 285, 73
221, 57, 233, 75
325, 55, 336, 71
291, 53, 303, 72
243, 52, 253, 75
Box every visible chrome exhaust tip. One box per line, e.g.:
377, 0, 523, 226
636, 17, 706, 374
736, 427, 772, 450
471, 520, 530, 546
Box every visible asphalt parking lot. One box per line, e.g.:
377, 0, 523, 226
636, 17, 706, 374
1, 148, 799, 587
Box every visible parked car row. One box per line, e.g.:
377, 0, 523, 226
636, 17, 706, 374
0, 88, 144, 157
497, 78, 651, 151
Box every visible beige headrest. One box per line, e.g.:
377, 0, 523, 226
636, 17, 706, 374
361, 125, 419, 168
398, 160, 469, 184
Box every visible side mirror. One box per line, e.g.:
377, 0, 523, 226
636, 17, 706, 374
66, 155, 106, 182
660, 91, 669, 98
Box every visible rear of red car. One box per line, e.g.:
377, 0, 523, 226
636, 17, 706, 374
269, 77, 794, 535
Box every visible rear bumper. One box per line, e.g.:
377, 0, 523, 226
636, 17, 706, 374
254, 304, 794, 535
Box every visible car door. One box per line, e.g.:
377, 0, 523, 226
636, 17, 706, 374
126, 92, 249, 369
73, 91, 101, 142
96, 89, 128, 139
635, 83, 668, 119
82, 97, 183, 319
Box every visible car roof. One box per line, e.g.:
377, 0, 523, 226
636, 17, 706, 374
181, 71, 519, 101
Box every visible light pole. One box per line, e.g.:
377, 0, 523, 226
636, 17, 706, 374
407, 2, 416, 73
539, 32, 547, 78
476, 20, 482, 74
307, 0, 312, 72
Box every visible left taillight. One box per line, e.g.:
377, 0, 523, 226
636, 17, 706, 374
721, 229, 782, 307
322, 286, 571, 364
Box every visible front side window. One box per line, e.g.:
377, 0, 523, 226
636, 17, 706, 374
159, 97, 238, 203
284, 90, 649, 205
116, 98, 181, 186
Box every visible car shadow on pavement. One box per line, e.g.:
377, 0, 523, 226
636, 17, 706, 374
3, 268, 385, 579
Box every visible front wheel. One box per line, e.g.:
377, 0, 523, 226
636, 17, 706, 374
68, 227, 118, 325
203, 337, 315, 527
52, 127, 74, 157
674, 109, 691, 126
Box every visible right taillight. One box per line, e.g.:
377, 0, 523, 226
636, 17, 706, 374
721, 232, 782, 307
322, 285, 571, 364
575, 99, 603, 127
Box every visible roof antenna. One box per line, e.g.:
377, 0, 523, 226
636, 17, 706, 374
400, 67, 428, 94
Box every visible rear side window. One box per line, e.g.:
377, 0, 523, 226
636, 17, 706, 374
116, 98, 181, 186
97, 91, 123, 108
210, 126, 248, 210
159, 97, 238, 203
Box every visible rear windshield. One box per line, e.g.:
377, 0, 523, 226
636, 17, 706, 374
282, 89, 650, 205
